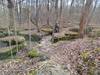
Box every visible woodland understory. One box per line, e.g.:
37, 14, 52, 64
0, 0, 100, 75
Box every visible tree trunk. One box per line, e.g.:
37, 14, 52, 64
51, 0, 59, 42
55, 0, 59, 23
54, 0, 59, 33
7, 0, 14, 30
59, 0, 63, 29
86, 0, 98, 27
79, 0, 93, 38
36, 0, 40, 32
47, 0, 50, 26
7, 0, 14, 59
69, 0, 74, 14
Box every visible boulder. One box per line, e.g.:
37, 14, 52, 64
29, 60, 70, 75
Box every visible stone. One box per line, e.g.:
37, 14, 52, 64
36, 60, 70, 75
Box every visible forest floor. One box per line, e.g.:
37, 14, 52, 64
0, 35, 100, 75
0, 26, 100, 75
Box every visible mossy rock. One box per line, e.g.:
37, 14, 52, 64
69, 27, 79, 32
19, 31, 41, 42
88, 30, 100, 38
52, 31, 78, 43
0, 31, 8, 38
65, 32, 78, 40
0, 36, 25, 46
65, 31, 78, 36
0, 43, 26, 60
41, 28, 53, 35
95, 48, 100, 52
0, 28, 7, 31
69, 27, 94, 37
85, 26, 93, 34
28, 48, 40, 58
53, 36, 67, 43
52, 32, 67, 43
93, 28, 100, 32
35, 60, 70, 75
69, 26, 93, 33
0, 30, 8, 38
0, 28, 18, 38
96, 30, 100, 37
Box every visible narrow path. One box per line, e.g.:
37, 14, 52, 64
39, 35, 52, 52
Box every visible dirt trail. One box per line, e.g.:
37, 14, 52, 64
39, 36, 52, 52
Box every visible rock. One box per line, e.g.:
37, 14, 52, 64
39, 55, 50, 61
34, 60, 70, 75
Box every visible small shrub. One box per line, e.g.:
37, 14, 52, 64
28, 48, 40, 58
80, 50, 90, 61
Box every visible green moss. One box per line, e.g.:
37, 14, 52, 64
69, 28, 79, 32
28, 48, 40, 58
85, 27, 93, 34
53, 36, 67, 43
80, 51, 90, 60
89, 30, 100, 38
28, 70, 37, 75
19, 33, 41, 42
78, 50, 98, 75
53, 32, 78, 43
65, 32, 78, 39
41, 27, 53, 35
96, 31, 100, 37
0, 28, 18, 38
87, 66, 96, 75
1, 39, 24, 46
0, 43, 25, 60
95, 48, 100, 52
0, 36, 25, 46
0, 31, 8, 38
42, 28, 53, 32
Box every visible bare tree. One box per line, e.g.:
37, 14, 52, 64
28, 0, 32, 49
79, 0, 93, 38
35, 0, 40, 32
30, 0, 40, 32
51, 0, 59, 42
59, 0, 63, 29
67, 0, 74, 25
69, 0, 74, 15
7, 0, 14, 59
54, 0, 59, 33
7, 0, 14, 30
47, 0, 50, 26
55, 0, 58, 23
86, 0, 98, 27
